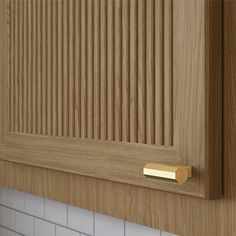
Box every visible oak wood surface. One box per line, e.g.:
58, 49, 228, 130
7, 0, 173, 145
0, 0, 223, 199
1, 0, 234, 235
0, 0, 7, 143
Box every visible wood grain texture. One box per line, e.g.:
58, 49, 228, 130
7, 0, 173, 146
0, 0, 8, 142
204, 0, 223, 201
0, 11, 233, 232
0, 0, 231, 235
0, 0, 223, 199
172, 0, 222, 198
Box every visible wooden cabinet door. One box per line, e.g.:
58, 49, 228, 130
0, 0, 222, 199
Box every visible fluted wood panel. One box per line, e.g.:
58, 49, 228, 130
8, 0, 173, 145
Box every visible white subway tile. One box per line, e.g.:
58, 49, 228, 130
0, 188, 7, 205
15, 212, 34, 236
6, 189, 24, 211
56, 226, 80, 236
24, 193, 44, 218
125, 222, 161, 236
6, 230, 21, 236
0, 206, 15, 230
0, 226, 7, 236
68, 205, 93, 235
45, 199, 67, 226
34, 218, 55, 236
94, 213, 124, 236
161, 231, 178, 236
1, 188, 177, 236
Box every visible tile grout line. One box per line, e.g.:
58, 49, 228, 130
0, 224, 25, 236
93, 212, 95, 236
0, 190, 169, 236
67, 204, 69, 227
14, 207, 16, 231
124, 220, 126, 236
1, 187, 173, 236
33, 217, 35, 236
23, 193, 26, 210
43, 198, 46, 219
0, 204, 91, 236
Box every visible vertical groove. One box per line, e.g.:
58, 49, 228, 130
22, 0, 27, 133
155, 0, 164, 145
7, 0, 10, 132
87, 0, 93, 139
129, 0, 138, 143
27, 0, 32, 133
75, 0, 81, 138
45, 1, 48, 135
14, 0, 18, 132
164, 0, 173, 146
7, 1, 10, 132
9, 0, 14, 132
69, 0, 75, 137
32, 0, 36, 134
122, 0, 130, 142
62, 0, 69, 137
46, 0, 51, 135
57, 0, 63, 136
18, 0, 23, 132
7, 0, 9, 132
107, 0, 114, 141
8, 0, 173, 146
114, 0, 122, 141
100, 0, 107, 140
52, 0, 57, 136
93, 0, 100, 139
50, 1, 54, 136
36, 0, 42, 134
146, 0, 155, 144
137, 0, 146, 143
81, 0, 87, 138
41, 0, 46, 135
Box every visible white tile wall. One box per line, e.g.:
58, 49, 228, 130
56, 226, 80, 236
45, 199, 67, 226
24, 193, 44, 218
6, 189, 24, 211
94, 213, 124, 236
68, 205, 93, 235
34, 219, 55, 236
0, 187, 178, 236
0, 227, 22, 236
0, 206, 15, 230
15, 212, 34, 236
0, 227, 6, 236
6, 230, 21, 236
0, 188, 6, 205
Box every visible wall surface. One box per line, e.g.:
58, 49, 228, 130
0, 187, 176, 236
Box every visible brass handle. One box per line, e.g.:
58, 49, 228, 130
143, 163, 192, 184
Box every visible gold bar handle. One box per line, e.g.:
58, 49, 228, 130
143, 163, 192, 184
